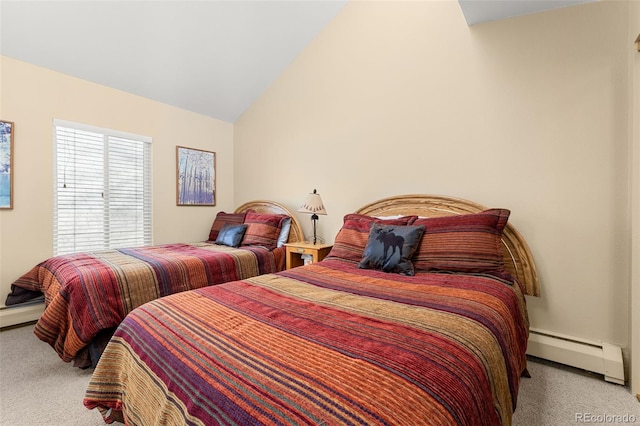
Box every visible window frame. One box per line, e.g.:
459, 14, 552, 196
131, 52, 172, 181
53, 119, 152, 256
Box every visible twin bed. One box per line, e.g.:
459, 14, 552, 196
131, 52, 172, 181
76, 194, 539, 425
5, 200, 303, 368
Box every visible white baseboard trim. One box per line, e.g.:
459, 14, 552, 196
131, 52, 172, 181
527, 327, 625, 385
0, 303, 44, 329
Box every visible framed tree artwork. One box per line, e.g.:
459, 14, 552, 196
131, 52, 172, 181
176, 146, 216, 206
0, 120, 14, 209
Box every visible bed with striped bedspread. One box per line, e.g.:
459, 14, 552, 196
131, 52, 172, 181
9, 242, 285, 367
84, 258, 529, 425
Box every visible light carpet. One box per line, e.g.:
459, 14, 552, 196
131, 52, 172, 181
0, 324, 638, 425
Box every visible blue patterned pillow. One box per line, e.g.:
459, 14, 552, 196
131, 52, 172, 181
215, 224, 248, 248
358, 224, 425, 276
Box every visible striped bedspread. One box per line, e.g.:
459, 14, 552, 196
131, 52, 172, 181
10, 242, 285, 364
84, 259, 529, 426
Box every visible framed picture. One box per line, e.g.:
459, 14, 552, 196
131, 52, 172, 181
0, 120, 14, 209
176, 146, 216, 206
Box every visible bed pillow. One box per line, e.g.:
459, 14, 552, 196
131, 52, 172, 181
358, 224, 425, 276
215, 224, 248, 248
411, 208, 510, 273
241, 212, 289, 250
325, 214, 418, 263
276, 217, 292, 247
208, 211, 247, 241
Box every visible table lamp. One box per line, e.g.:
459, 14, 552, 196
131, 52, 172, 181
298, 189, 327, 244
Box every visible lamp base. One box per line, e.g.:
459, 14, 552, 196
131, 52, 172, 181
305, 236, 326, 245
311, 214, 318, 245
311, 213, 324, 244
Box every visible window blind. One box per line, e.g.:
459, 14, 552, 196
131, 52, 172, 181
53, 120, 152, 255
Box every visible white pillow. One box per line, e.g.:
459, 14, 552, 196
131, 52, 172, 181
276, 217, 292, 247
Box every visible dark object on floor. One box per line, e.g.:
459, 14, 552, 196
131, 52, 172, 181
5, 286, 43, 305
74, 327, 116, 369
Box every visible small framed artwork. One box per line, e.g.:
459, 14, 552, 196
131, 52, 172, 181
0, 120, 14, 209
176, 146, 216, 206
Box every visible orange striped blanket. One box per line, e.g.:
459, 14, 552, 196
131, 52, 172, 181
85, 259, 529, 425
8, 242, 285, 366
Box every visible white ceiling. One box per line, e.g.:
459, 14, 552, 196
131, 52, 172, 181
458, 0, 596, 25
1, 0, 597, 123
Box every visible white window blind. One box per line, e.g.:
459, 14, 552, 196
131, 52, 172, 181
54, 120, 152, 255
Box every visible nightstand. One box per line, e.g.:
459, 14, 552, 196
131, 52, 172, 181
284, 242, 333, 270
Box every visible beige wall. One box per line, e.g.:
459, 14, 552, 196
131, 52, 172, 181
630, 0, 640, 396
236, 0, 633, 366
0, 56, 234, 308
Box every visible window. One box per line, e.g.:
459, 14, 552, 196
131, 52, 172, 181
54, 120, 152, 255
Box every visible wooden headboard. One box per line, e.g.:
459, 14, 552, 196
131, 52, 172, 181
234, 200, 304, 244
356, 194, 539, 297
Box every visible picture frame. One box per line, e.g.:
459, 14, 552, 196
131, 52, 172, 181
176, 146, 216, 206
0, 120, 14, 209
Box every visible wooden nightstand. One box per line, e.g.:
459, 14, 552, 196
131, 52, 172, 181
284, 242, 333, 270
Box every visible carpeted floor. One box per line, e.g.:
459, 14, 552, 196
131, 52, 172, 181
513, 356, 639, 425
0, 324, 103, 426
0, 324, 638, 425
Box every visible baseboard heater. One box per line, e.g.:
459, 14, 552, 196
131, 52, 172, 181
527, 327, 625, 385
0, 303, 44, 329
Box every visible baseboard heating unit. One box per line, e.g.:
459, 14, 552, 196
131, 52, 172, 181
527, 327, 625, 385
0, 303, 44, 329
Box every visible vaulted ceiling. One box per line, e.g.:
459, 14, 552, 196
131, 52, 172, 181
0, 0, 597, 123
